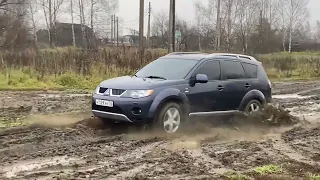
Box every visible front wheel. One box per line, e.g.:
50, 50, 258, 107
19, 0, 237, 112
154, 102, 184, 134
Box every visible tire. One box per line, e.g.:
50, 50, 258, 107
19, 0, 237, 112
153, 102, 184, 134
244, 99, 262, 115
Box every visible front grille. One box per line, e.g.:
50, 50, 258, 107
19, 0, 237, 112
92, 103, 124, 114
99, 87, 108, 94
112, 89, 126, 95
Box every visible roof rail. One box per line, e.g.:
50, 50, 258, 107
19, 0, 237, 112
166, 52, 208, 56
208, 53, 256, 61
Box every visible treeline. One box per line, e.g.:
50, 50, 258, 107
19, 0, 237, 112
0, 0, 118, 50
151, 0, 320, 54
0, 0, 319, 55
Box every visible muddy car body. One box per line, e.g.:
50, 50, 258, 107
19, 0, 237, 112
92, 52, 272, 133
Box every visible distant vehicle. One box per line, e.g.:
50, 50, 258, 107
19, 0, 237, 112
122, 35, 146, 47
91, 52, 272, 133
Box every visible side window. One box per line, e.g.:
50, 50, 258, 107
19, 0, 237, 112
221, 60, 246, 80
194, 60, 221, 80
242, 63, 258, 79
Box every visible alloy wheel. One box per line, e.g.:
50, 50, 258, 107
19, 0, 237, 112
163, 107, 181, 133
247, 102, 260, 114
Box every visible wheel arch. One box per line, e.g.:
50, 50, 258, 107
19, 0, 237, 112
148, 88, 190, 120
238, 89, 266, 111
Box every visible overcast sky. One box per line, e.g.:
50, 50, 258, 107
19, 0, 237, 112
117, 0, 320, 35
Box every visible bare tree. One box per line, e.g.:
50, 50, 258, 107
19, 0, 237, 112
0, 0, 30, 50
151, 11, 168, 48
234, 0, 260, 53
27, 0, 38, 42
194, 0, 217, 50
280, 0, 309, 52
77, 0, 118, 38
78, 0, 87, 49
40, 0, 65, 46
221, 0, 237, 51
316, 21, 320, 43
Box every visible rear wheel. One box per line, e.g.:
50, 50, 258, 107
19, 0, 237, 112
244, 99, 262, 115
154, 102, 183, 134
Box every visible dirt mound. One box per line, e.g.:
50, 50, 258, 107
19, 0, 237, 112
232, 103, 302, 128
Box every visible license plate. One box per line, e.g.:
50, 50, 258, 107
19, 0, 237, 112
96, 99, 113, 107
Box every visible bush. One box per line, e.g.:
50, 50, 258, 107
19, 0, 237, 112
0, 48, 320, 90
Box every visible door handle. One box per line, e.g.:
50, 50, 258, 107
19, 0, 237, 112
245, 83, 251, 88
217, 85, 224, 91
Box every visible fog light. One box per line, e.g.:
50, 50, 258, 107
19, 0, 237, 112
132, 107, 142, 115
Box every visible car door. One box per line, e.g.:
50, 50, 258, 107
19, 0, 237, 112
220, 59, 249, 110
242, 62, 259, 90
186, 60, 226, 112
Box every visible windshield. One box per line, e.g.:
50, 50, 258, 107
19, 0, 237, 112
135, 58, 198, 80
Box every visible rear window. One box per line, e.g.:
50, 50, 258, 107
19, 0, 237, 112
221, 60, 246, 79
242, 63, 258, 78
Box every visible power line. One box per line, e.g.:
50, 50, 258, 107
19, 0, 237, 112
120, 9, 148, 24
120, 11, 148, 26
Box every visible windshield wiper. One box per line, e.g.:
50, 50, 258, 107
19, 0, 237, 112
143, 76, 167, 80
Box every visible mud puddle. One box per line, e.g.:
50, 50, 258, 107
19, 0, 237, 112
0, 81, 320, 179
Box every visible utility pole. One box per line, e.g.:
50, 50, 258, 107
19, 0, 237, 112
117, 16, 119, 46
49, 0, 52, 46
139, 0, 144, 65
71, 0, 75, 47
111, 15, 113, 44
113, 14, 116, 46
168, 0, 173, 53
172, 0, 176, 52
147, 2, 151, 49
216, 0, 221, 51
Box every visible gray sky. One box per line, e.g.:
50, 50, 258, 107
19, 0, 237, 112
117, 0, 320, 35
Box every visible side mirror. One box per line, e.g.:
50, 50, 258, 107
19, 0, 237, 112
195, 74, 208, 84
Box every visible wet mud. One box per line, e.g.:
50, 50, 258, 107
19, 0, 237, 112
0, 81, 320, 180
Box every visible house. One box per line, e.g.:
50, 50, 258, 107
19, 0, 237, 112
37, 22, 98, 48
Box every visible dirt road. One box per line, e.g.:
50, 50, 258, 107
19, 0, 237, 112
0, 81, 320, 180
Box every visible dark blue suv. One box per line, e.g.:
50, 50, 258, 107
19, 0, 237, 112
92, 52, 272, 133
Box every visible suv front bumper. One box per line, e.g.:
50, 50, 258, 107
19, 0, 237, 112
92, 110, 133, 122
91, 94, 153, 123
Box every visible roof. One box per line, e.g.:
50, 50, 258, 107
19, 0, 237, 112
161, 52, 258, 62
161, 52, 209, 60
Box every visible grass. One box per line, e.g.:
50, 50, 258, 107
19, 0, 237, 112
253, 164, 283, 175
0, 117, 30, 129
223, 171, 250, 180
0, 66, 135, 91
258, 51, 320, 60
0, 48, 320, 90
307, 174, 320, 180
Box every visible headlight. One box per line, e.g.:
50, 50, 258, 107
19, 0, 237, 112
121, 90, 153, 99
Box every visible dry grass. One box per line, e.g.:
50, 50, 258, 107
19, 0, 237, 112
0, 47, 319, 90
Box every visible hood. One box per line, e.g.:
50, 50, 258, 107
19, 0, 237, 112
99, 76, 165, 90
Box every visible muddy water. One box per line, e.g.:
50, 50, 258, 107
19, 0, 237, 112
0, 81, 320, 179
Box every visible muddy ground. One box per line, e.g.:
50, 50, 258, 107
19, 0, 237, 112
0, 81, 320, 180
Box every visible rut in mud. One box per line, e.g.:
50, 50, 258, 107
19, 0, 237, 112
0, 81, 320, 179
